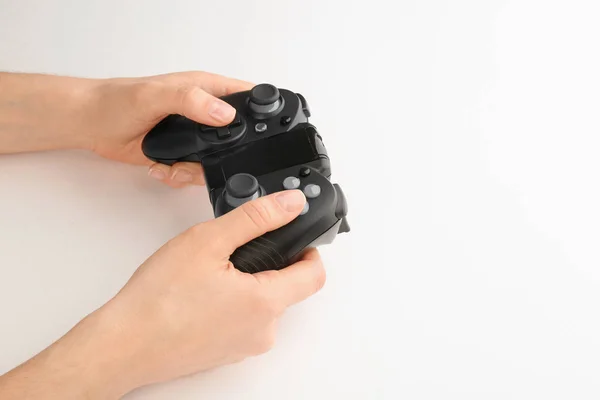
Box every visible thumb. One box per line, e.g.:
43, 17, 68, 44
207, 190, 307, 255
148, 82, 237, 126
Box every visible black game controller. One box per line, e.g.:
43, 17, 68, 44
142, 83, 349, 273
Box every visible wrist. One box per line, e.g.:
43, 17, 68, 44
0, 305, 138, 400
47, 306, 140, 399
0, 72, 96, 154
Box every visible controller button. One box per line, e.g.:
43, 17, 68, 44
199, 124, 214, 133
283, 176, 300, 190
255, 122, 268, 133
224, 173, 261, 208
250, 84, 280, 105
226, 173, 259, 198
303, 184, 321, 198
230, 113, 242, 127
217, 127, 231, 139
199, 118, 246, 144
297, 93, 311, 118
280, 116, 292, 126
299, 167, 311, 177
300, 202, 309, 215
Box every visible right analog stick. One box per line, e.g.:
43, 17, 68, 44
224, 173, 262, 208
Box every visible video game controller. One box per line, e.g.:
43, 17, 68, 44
141, 83, 349, 273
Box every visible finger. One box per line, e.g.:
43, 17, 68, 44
206, 190, 306, 254
147, 163, 202, 188
255, 248, 326, 308
147, 163, 170, 182
147, 164, 182, 188
152, 71, 254, 97
149, 83, 237, 126
169, 162, 205, 185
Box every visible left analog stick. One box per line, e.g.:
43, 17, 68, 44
249, 83, 283, 117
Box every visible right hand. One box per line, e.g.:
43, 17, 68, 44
27, 189, 326, 399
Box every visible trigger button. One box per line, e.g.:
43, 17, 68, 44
297, 93, 311, 118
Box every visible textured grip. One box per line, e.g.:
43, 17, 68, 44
229, 236, 289, 273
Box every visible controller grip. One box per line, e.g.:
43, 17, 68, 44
229, 236, 293, 273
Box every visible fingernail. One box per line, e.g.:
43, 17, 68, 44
276, 190, 306, 212
148, 168, 166, 180
208, 99, 236, 123
172, 169, 193, 183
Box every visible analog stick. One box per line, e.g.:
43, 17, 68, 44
224, 173, 262, 208
249, 84, 283, 117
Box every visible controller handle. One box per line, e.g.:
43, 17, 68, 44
228, 214, 346, 273
229, 237, 290, 273
218, 171, 349, 273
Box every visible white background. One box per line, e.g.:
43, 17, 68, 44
1, 0, 600, 399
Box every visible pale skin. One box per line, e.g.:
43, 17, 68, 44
0, 72, 326, 399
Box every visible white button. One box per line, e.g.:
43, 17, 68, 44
255, 122, 267, 133
303, 184, 321, 198
283, 176, 300, 190
300, 202, 309, 215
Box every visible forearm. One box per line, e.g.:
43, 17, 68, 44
0, 72, 94, 154
0, 309, 136, 400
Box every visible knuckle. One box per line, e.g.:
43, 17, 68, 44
246, 288, 280, 320
188, 221, 206, 237
176, 85, 201, 116
252, 323, 278, 354
189, 224, 225, 252
187, 223, 213, 246
175, 84, 194, 101
252, 291, 279, 319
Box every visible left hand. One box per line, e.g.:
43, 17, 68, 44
0, 71, 253, 187
84, 72, 254, 187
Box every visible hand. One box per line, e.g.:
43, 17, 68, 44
84, 72, 253, 187
0, 71, 253, 187
0, 189, 326, 399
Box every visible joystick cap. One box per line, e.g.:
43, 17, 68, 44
250, 84, 280, 105
249, 84, 283, 117
224, 173, 261, 208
